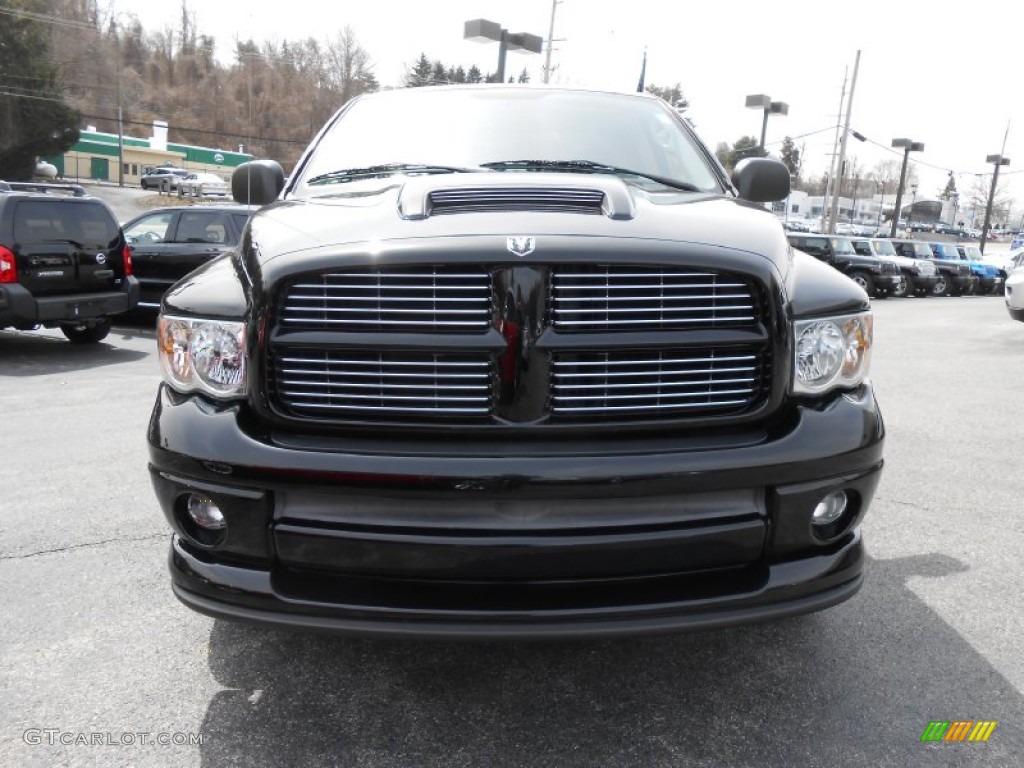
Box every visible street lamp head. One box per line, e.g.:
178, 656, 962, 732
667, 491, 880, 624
769, 101, 789, 115
892, 138, 924, 152
464, 18, 503, 43
986, 154, 1011, 165
745, 94, 771, 110
507, 32, 543, 54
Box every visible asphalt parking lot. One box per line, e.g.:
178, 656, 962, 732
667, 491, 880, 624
1, 296, 1022, 767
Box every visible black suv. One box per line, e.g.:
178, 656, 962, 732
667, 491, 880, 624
147, 86, 884, 639
786, 233, 902, 297
123, 204, 255, 309
0, 186, 138, 342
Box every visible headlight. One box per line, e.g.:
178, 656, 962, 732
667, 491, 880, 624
158, 315, 247, 398
793, 313, 872, 395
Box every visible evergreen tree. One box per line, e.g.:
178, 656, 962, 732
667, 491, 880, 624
779, 136, 801, 182
0, 8, 80, 179
715, 136, 766, 172
645, 83, 689, 112
406, 53, 433, 87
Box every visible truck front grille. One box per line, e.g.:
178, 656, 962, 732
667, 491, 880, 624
270, 349, 494, 420
552, 266, 758, 331
551, 348, 764, 418
267, 263, 773, 428
279, 267, 492, 332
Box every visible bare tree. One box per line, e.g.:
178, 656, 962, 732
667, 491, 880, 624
324, 27, 378, 103
867, 159, 918, 195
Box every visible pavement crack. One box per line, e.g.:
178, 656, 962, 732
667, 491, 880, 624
0, 532, 168, 561
875, 496, 937, 513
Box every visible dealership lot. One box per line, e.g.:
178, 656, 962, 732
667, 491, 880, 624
1, 297, 1022, 767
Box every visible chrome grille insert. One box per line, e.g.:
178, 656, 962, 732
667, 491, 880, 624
271, 350, 494, 420
551, 348, 764, 417
280, 267, 492, 331
552, 266, 758, 330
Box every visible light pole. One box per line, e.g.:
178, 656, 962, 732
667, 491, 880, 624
464, 19, 543, 83
980, 153, 1010, 253
744, 94, 788, 150
909, 183, 918, 230
889, 138, 924, 238
949, 191, 959, 229
875, 182, 884, 232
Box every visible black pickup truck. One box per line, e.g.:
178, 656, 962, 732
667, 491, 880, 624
0, 185, 139, 342
147, 86, 885, 639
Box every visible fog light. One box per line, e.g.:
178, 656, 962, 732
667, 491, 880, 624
812, 491, 848, 526
187, 495, 226, 530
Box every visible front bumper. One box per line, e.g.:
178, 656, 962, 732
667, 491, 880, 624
983, 276, 1004, 294
148, 383, 885, 638
908, 272, 939, 291
951, 274, 978, 292
874, 274, 902, 292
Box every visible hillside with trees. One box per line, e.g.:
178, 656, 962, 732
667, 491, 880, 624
2, 0, 517, 174
4, 1, 696, 178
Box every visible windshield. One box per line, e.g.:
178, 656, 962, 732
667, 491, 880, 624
935, 244, 960, 258
830, 237, 855, 255
871, 240, 897, 257
295, 88, 723, 195
910, 242, 933, 258
962, 246, 983, 260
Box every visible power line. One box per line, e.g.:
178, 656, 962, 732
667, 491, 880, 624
0, 6, 97, 31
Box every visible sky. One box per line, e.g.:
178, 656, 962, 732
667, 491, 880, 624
107, 0, 1024, 219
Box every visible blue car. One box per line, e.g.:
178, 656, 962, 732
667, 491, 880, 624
927, 242, 996, 295
955, 244, 1006, 296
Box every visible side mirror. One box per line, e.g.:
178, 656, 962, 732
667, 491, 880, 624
731, 158, 790, 203
232, 160, 285, 205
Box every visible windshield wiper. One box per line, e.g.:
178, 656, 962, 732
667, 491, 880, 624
306, 163, 476, 185
479, 159, 702, 192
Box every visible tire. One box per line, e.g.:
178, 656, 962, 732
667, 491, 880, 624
932, 274, 948, 296
849, 271, 875, 296
60, 318, 112, 344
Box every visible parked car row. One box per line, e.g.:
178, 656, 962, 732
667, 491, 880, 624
785, 233, 1007, 298
139, 165, 229, 198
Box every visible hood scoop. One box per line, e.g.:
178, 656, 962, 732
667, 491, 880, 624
398, 172, 634, 220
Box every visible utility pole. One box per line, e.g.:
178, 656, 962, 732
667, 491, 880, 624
820, 69, 847, 233
112, 22, 124, 187
542, 0, 562, 84
827, 50, 860, 235
980, 120, 1011, 253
